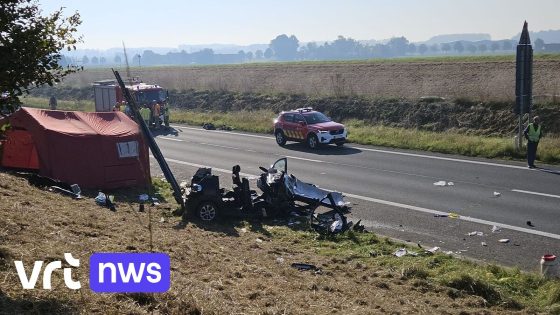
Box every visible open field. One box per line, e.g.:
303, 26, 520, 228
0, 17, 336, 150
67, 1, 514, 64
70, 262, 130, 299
1, 171, 559, 314
55, 54, 560, 101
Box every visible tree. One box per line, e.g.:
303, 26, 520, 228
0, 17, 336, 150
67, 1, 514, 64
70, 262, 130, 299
99, 57, 106, 64
387, 37, 409, 56
408, 43, 416, 55
453, 41, 464, 54
269, 34, 299, 61
114, 55, 122, 64
418, 44, 428, 55
245, 51, 253, 60
534, 38, 545, 51
0, 0, 82, 111
430, 44, 439, 53
441, 43, 451, 54
255, 50, 263, 59
490, 42, 500, 53
264, 47, 273, 59
91, 56, 99, 64
82, 55, 89, 64
502, 40, 513, 51
466, 43, 477, 54
478, 43, 487, 54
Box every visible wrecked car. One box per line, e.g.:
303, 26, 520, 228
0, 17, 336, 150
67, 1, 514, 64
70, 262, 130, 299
183, 158, 351, 230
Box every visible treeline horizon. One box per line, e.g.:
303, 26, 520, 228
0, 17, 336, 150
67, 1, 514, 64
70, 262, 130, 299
59, 34, 558, 67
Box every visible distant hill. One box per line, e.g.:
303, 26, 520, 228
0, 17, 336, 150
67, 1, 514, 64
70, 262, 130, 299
421, 33, 491, 45
177, 43, 268, 54
511, 30, 560, 43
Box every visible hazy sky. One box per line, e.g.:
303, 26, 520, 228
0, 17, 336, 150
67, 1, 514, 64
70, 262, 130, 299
40, 0, 560, 49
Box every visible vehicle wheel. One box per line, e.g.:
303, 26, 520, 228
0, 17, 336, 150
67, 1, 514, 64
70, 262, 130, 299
307, 134, 319, 149
275, 130, 287, 146
336, 142, 344, 147
196, 201, 218, 221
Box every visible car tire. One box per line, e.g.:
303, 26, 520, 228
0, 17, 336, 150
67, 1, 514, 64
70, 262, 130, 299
307, 133, 319, 149
336, 142, 344, 147
196, 200, 218, 221
275, 130, 287, 146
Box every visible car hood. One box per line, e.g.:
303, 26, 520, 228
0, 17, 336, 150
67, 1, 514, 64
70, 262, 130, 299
309, 121, 345, 131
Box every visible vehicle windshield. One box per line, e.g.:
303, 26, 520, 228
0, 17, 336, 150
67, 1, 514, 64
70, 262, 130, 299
135, 90, 166, 104
303, 112, 331, 124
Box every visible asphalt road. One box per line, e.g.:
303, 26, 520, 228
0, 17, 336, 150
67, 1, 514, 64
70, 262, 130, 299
150, 124, 560, 271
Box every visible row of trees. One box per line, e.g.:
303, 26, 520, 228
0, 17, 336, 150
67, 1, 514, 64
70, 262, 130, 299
71, 34, 528, 67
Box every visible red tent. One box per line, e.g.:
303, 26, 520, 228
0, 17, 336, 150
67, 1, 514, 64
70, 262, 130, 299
1, 107, 150, 189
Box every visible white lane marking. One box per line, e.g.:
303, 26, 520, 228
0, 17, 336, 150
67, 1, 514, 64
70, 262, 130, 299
199, 142, 240, 150
341, 193, 560, 240
170, 125, 274, 140
158, 156, 560, 240
285, 155, 324, 163
246, 149, 257, 153
171, 123, 535, 171
157, 136, 184, 142
354, 147, 529, 170
512, 189, 560, 199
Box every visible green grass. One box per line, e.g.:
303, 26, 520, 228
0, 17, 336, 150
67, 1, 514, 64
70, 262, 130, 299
21, 96, 94, 112
170, 109, 560, 164
264, 226, 560, 311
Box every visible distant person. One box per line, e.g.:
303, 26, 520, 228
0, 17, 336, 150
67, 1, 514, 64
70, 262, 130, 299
524, 116, 543, 168
153, 102, 161, 129
123, 102, 132, 117
163, 104, 170, 128
49, 95, 57, 110
140, 106, 151, 125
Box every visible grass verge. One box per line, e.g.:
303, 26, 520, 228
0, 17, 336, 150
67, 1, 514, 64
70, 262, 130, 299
1, 171, 559, 313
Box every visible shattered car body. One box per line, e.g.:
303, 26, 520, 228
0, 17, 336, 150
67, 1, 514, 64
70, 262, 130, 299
183, 158, 351, 232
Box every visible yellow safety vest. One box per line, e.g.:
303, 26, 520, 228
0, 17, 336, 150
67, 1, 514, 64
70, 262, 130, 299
140, 108, 150, 121
528, 123, 541, 142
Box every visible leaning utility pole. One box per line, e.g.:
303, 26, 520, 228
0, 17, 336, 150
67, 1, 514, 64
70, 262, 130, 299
515, 21, 533, 150
112, 69, 186, 211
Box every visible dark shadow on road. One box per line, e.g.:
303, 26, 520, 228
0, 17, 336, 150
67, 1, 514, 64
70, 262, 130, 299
151, 127, 179, 137
536, 167, 560, 175
281, 143, 362, 156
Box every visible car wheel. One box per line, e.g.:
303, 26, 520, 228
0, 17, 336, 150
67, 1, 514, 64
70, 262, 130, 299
275, 130, 287, 146
307, 134, 319, 149
336, 142, 344, 147
196, 201, 218, 221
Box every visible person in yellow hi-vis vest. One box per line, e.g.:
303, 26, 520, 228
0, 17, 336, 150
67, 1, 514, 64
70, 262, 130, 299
163, 105, 170, 128
524, 116, 543, 169
139, 106, 151, 126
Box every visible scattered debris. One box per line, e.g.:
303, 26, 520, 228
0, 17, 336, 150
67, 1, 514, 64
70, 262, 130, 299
240, 228, 247, 233
352, 219, 366, 233
95, 192, 116, 211
448, 212, 460, 219
481, 242, 487, 247
393, 248, 408, 257
427, 246, 440, 254
51, 184, 82, 199
139, 194, 149, 202
369, 251, 378, 257
256, 238, 263, 243
527, 221, 535, 227
434, 214, 448, 218
491, 225, 502, 233
447, 182, 454, 186
493, 191, 501, 197
276, 257, 285, 264
540, 254, 559, 279
159, 217, 165, 223
291, 263, 320, 272
444, 251, 454, 255
202, 122, 216, 130
467, 231, 484, 237
498, 239, 510, 243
